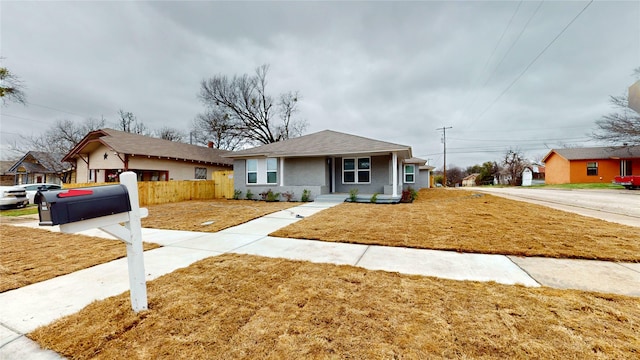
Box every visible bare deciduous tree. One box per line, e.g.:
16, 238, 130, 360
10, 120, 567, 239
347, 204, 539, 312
0, 65, 26, 106
116, 109, 149, 135
592, 68, 640, 146
502, 148, 528, 186
192, 108, 244, 150
156, 127, 185, 142
19, 117, 105, 156
18, 117, 106, 182
197, 64, 307, 148
445, 166, 464, 187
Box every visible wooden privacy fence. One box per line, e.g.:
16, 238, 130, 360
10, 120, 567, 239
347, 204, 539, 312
64, 171, 235, 206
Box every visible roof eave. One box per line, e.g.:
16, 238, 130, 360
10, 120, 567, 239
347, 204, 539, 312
225, 148, 412, 159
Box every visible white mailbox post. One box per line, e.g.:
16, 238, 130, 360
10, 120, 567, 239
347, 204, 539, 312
40, 172, 149, 312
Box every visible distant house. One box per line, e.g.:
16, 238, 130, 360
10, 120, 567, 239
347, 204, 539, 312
63, 128, 233, 183
6, 151, 70, 185
462, 173, 480, 187
542, 146, 640, 185
224, 130, 427, 201
0, 161, 15, 186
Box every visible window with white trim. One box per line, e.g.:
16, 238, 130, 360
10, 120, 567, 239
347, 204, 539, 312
343, 157, 371, 184
247, 159, 258, 184
586, 161, 598, 176
246, 158, 278, 184
267, 158, 278, 184
404, 164, 415, 183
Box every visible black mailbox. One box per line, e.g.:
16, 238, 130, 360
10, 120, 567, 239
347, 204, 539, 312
35, 185, 132, 226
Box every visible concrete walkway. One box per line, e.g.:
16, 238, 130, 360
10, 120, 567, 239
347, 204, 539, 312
1, 199, 639, 359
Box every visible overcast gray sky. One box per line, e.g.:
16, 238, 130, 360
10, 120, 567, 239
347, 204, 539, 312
1, 1, 638, 169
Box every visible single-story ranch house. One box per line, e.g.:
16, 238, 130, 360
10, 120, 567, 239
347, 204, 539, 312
542, 146, 639, 185
63, 128, 233, 183
224, 130, 431, 201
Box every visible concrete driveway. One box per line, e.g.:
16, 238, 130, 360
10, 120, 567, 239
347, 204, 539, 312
469, 187, 640, 227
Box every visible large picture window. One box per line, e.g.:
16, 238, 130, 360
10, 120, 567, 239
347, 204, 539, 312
586, 161, 598, 176
343, 157, 371, 184
404, 164, 415, 183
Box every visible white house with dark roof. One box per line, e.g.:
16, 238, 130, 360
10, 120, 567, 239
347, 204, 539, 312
63, 128, 233, 183
224, 130, 430, 201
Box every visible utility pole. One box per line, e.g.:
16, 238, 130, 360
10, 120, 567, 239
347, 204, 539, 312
436, 126, 452, 187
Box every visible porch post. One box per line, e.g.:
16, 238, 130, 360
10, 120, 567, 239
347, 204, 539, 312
331, 157, 335, 194
279, 157, 284, 187
392, 152, 398, 197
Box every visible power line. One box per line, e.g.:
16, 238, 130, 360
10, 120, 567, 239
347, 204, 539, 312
449, 136, 591, 143
1, 113, 52, 125
475, 0, 594, 121
460, 1, 524, 119
481, 1, 545, 89
28, 103, 88, 117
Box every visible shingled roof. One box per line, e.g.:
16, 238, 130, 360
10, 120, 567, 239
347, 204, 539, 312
542, 146, 640, 162
8, 151, 69, 174
63, 128, 232, 166
225, 130, 412, 158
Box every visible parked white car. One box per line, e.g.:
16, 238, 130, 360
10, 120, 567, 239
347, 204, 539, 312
15, 183, 62, 204
0, 186, 29, 209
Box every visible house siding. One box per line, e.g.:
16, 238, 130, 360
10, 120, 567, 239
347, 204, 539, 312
283, 157, 326, 186
545, 151, 640, 184
233, 154, 405, 200
233, 158, 329, 201
334, 155, 390, 194
569, 159, 621, 184
414, 168, 431, 189
73, 144, 229, 183
544, 153, 571, 184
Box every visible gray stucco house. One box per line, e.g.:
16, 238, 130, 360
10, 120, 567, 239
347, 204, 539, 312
224, 130, 431, 201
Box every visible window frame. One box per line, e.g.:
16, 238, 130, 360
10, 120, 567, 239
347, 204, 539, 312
586, 161, 598, 176
246, 158, 278, 185
246, 159, 258, 184
194, 167, 207, 180
343, 157, 371, 184
266, 158, 278, 184
404, 164, 415, 183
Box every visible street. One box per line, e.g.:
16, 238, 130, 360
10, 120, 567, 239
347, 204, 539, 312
468, 187, 640, 228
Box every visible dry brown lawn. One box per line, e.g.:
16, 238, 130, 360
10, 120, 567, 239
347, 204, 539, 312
141, 199, 299, 232
30, 254, 640, 359
271, 189, 640, 262
0, 225, 160, 293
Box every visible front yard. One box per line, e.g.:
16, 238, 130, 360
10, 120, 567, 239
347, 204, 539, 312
30, 254, 640, 359
3, 189, 640, 358
272, 189, 640, 262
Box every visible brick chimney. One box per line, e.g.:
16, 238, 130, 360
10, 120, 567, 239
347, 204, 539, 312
207, 141, 214, 148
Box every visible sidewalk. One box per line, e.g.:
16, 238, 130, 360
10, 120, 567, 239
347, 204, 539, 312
1, 200, 639, 359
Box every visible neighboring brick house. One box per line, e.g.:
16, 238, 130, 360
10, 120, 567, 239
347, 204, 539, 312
542, 146, 640, 185
63, 128, 233, 183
